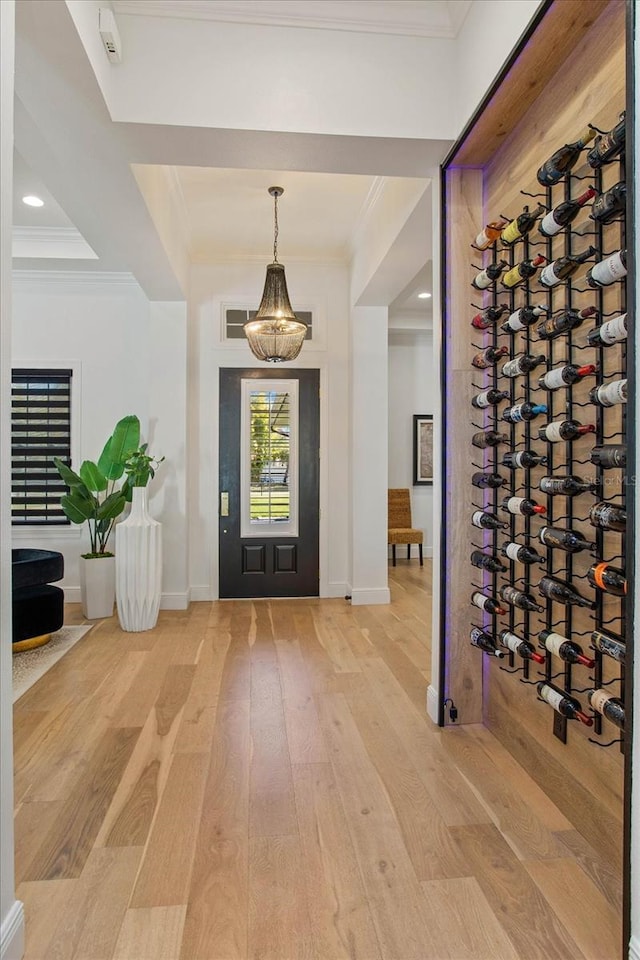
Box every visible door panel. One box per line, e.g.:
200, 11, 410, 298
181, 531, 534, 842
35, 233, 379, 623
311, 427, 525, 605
219, 368, 319, 598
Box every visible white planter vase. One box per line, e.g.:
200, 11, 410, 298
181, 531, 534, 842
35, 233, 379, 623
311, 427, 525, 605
115, 486, 162, 632
80, 555, 116, 619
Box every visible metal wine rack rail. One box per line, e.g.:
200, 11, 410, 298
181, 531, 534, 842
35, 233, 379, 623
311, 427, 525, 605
469, 121, 626, 749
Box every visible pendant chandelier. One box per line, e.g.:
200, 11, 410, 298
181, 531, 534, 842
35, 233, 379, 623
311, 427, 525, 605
244, 186, 308, 363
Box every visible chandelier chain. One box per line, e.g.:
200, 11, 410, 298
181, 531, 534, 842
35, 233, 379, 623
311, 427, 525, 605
273, 192, 279, 263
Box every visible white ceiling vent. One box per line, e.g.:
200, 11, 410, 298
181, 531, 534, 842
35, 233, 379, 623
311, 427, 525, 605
99, 8, 122, 63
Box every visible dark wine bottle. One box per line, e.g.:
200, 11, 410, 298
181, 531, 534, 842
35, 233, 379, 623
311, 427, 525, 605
588, 379, 627, 407
537, 127, 596, 186
472, 345, 510, 370
539, 526, 596, 554
537, 363, 597, 391
586, 112, 625, 168
587, 562, 627, 596
472, 471, 506, 489
501, 496, 546, 517
499, 585, 545, 613
587, 313, 627, 348
591, 629, 626, 664
537, 682, 593, 726
501, 204, 546, 244
472, 260, 508, 290
590, 181, 626, 224
539, 630, 595, 668
590, 445, 626, 469
500, 304, 546, 333
538, 187, 596, 237
472, 430, 508, 449
502, 402, 548, 423
501, 255, 546, 289
472, 388, 510, 409
471, 591, 506, 615
538, 576, 595, 608
587, 690, 625, 730
499, 630, 545, 664
501, 354, 546, 378
473, 219, 509, 251
537, 420, 595, 443
472, 510, 508, 531
586, 250, 627, 287
501, 541, 545, 565
588, 501, 626, 532
539, 246, 597, 287
536, 305, 597, 341
539, 475, 597, 496
470, 627, 504, 658
470, 550, 507, 573
502, 450, 547, 469
471, 304, 510, 330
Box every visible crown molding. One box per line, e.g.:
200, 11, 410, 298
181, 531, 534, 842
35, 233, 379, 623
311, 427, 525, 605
12, 225, 98, 260
12, 269, 140, 286
190, 252, 348, 266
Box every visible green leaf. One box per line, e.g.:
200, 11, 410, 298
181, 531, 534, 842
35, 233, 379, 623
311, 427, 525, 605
53, 458, 86, 490
60, 492, 95, 524
79, 460, 108, 492
110, 415, 140, 463
97, 492, 126, 521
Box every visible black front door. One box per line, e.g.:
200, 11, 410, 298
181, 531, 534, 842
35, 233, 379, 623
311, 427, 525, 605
219, 368, 320, 598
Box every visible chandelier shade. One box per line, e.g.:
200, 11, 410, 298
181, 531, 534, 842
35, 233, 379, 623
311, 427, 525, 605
244, 187, 308, 363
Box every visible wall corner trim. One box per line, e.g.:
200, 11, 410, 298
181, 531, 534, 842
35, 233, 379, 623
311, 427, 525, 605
350, 587, 391, 606
0, 900, 24, 960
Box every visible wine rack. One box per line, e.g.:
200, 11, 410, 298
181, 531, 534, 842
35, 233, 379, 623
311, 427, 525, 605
468, 110, 627, 750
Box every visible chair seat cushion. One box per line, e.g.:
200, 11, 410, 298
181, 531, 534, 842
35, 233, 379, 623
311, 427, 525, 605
12, 583, 64, 643
12, 549, 64, 589
388, 527, 423, 544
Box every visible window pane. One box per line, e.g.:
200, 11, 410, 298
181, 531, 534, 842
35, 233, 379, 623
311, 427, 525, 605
249, 390, 291, 524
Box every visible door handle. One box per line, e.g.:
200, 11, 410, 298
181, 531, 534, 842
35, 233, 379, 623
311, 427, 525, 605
220, 491, 229, 516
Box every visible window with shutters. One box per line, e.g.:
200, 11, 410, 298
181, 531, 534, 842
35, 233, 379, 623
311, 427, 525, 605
11, 368, 73, 525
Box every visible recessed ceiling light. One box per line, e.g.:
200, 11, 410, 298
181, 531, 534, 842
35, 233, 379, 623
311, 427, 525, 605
418, 291, 431, 299
22, 195, 44, 207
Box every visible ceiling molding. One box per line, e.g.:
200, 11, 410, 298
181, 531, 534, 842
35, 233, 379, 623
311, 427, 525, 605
12, 269, 140, 286
111, 1, 469, 38
12, 225, 99, 260
190, 252, 349, 266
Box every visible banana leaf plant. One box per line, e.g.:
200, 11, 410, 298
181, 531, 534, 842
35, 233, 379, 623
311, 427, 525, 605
53, 415, 141, 557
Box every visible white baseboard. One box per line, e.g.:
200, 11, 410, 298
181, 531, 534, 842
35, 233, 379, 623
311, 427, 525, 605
63, 586, 81, 603
326, 581, 349, 598
629, 935, 640, 960
350, 587, 391, 606
426, 684, 440, 726
64, 587, 190, 610
0, 901, 24, 960
190, 585, 214, 602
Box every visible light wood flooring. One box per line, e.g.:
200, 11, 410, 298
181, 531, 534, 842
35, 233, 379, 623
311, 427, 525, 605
13, 560, 621, 960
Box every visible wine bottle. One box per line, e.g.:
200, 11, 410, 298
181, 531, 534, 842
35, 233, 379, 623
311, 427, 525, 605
501, 354, 546, 378
472, 345, 510, 370
501, 402, 548, 423
502, 541, 545, 565
539, 526, 596, 554
499, 630, 545, 664
537, 363, 597, 391
501, 496, 546, 517
539, 631, 595, 668
587, 313, 627, 348
539, 475, 598, 496
587, 690, 625, 730
471, 591, 506, 615
537, 127, 596, 186
538, 187, 596, 237
538, 576, 594, 608
470, 550, 507, 573
539, 246, 597, 287
590, 181, 626, 224
590, 445, 626, 469
588, 501, 626, 532
501, 205, 546, 244
473, 219, 509, 251
472, 430, 508, 449
587, 562, 627, 596
591, 629, 626, 664
501, 255, 547, 289
472, 471, 506, 489
537, 420, 595, 442
502, 450, 548, 469
470, 627, 504, 658
536, 306, 597, 341
586, 112, 625, 168
586, 250, 627, 287
471, 304, 509, 330
589, 379, 627, 407
537, 681, 593, 725
472, 388, 510, 409
472, 260, 509, 290
499, 585, 545, 613
500, 304, 546, 333
472, 510, 508, 531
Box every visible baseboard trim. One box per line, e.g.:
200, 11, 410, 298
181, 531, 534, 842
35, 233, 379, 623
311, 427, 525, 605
629, 935, 640, 960
426, 684, 440, 726
326, 581, 349, 598
190, 585, 214, 602
0, 900, 24, 960
350, 587, 391, 606
64, 587, 190, 610
63, 586, 81, 603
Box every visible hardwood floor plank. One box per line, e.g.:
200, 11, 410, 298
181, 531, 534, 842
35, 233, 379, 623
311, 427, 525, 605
248, 836, 315, 960
18, 879, 76, 960
14, 800, 65, 886
274, 632, 328, 764
218, 609, 252, 701
113, 905, 187, 960
250, 692, 297, 838
554, 829, 623, 912
419, 876, 520, 960
311, 607, 362, 673
115, 634, 188, 728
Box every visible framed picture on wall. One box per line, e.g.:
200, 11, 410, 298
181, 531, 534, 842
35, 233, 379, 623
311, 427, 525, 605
413, 414, 433, 486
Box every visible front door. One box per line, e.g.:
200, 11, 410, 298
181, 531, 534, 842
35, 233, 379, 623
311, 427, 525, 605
219, 368, 320, 598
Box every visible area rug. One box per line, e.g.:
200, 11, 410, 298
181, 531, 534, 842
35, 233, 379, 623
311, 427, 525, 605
12, 625, 92, 703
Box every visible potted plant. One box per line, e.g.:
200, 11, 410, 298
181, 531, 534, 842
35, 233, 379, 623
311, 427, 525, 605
53, 415, 141, 618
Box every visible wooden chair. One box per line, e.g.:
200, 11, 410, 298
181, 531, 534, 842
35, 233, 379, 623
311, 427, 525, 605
388, 488, 423, 566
